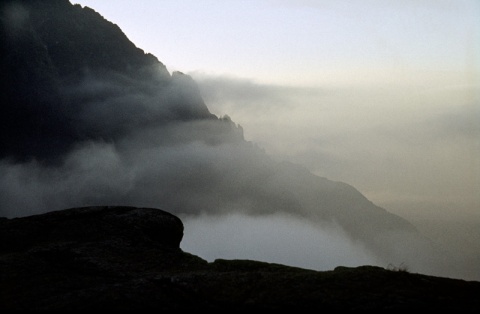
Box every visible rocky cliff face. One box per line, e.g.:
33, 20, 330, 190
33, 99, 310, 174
1, 206, 479, 310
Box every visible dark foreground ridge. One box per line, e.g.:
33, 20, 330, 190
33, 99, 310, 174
1, 206, 479, 311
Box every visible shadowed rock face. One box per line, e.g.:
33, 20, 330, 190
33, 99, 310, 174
1, 206, 480, 311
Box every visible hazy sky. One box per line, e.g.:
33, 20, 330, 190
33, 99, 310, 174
69, 0, 480, 279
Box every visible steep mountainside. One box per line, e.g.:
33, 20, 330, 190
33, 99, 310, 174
1, 0, 215, 163
0, 0, 451, 277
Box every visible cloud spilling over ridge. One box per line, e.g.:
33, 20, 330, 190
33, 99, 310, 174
0, 65, 457, 279
190, 72, 480, 215
1, 0, 475, 281
188, 72, 480, 281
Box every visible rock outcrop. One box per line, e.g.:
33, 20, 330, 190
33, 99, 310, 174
1, 206, 479, 310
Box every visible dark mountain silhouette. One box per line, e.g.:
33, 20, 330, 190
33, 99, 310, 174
1, 0, 215, 163
1, 206, 479, 311
0, 0, 454, 278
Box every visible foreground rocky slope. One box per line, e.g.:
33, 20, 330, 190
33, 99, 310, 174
1, 206, 479, 310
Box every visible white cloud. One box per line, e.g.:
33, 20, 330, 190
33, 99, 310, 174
180, 212, 383, 270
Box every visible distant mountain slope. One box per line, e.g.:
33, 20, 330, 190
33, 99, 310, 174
0, 0, 450, 277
